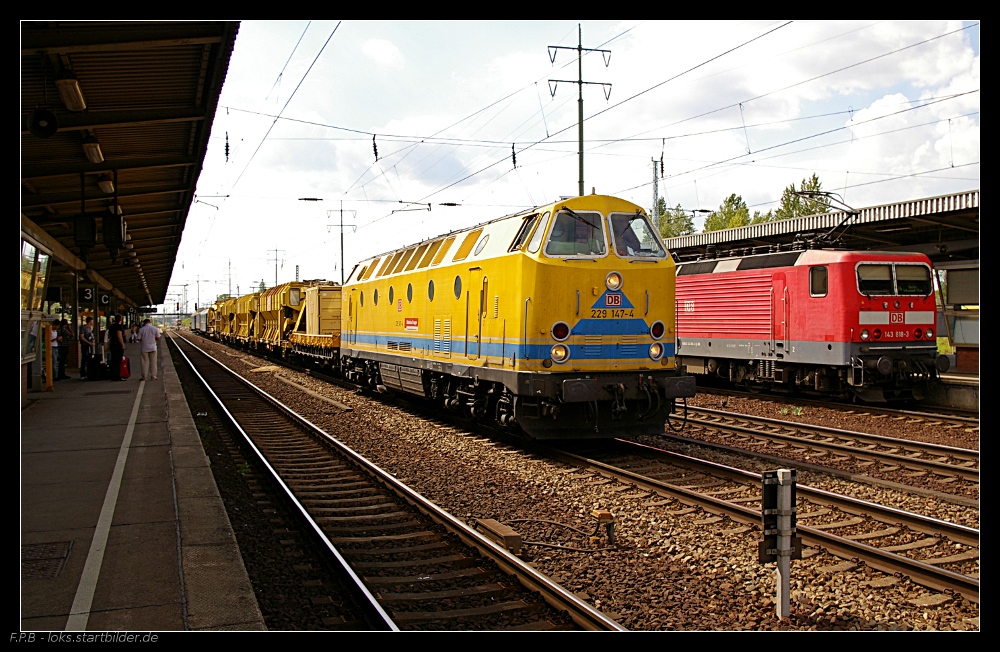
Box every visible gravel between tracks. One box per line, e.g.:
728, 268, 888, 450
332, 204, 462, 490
185, 337, 979, 631
687, 394, 979, 451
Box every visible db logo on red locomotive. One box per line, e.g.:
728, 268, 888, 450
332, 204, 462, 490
890, 312, 904, 324
605, 293, 622, 307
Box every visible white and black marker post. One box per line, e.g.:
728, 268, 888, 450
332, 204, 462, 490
760, 469, 801, 619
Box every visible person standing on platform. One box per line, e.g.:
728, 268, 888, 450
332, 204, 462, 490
108, 315, 127, 381
79, 316, 95, 379
49, 319, 61, 382
57, 319, 73, 380
137, 318, 161, 381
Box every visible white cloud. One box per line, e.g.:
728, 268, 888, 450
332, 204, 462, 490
361, 39, 404, 68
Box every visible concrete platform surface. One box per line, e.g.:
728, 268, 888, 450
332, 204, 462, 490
20, 341, 265, 632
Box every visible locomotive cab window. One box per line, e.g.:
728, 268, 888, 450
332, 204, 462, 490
509, 213, 539, 251
609, 212, 665, 258
857, 264, 894, 296
809, 266, 828, 297
526, 211, 550, 253
545, 210, 606, 256
895, 264, 932, 295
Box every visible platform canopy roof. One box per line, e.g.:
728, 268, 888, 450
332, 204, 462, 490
664, 190, 979, 265
21, 21, 239, 307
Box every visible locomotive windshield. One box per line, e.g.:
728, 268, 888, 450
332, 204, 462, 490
894, 264, 933, 295
610, 212, 666, 258
545, 210, 606, 256
857, 263, 932, 296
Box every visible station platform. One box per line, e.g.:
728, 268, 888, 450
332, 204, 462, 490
20, 341, 265, 632
926, 369, 980, 413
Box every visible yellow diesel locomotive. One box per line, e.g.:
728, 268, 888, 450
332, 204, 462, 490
340, 193, 695, 439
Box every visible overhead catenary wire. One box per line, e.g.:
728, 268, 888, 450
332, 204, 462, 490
186, 22, 977, 290
228, 22, 342, 194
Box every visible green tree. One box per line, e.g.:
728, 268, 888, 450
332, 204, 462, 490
703, 194, 750, 232
775, 173, 831, 220
652, 198, 695, 238
751, 209, 775, 224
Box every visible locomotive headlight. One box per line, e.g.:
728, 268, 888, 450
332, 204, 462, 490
649, 342, 664, 360
650, 320, 665, 340
860, 329, 870, 341
925, 328, 934, 339
550, 344, 570, 363
606, 272, 623, 291
914, 328, 922, 339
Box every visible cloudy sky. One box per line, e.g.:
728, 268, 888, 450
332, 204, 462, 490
167, 20, 979, 311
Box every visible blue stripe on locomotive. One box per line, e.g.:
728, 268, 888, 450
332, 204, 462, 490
348, 333, 674, 361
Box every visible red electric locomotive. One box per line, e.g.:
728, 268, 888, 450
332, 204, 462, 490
675, 247, 950, 401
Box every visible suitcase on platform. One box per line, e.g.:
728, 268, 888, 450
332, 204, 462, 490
120, 357, 131, 379
88, 359, 109, 380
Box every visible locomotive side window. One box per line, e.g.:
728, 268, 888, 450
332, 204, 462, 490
418, 240, 442, 268
509, 213, 539, 251
359, 258, 380, 281
857, 264, 893, 295
391, 248, 417, 275
609, 212, 665, 258
526, 211, 550, 253
545, 210, 606, 256
452, 229, 484, 262
895, 264, 932, 295
405, 243, 429, 272
809, 266, 828, 297
473, 234, 490, 256
431, 236, 456, 265
290, 288, 301, 306
378, 251, 403, 277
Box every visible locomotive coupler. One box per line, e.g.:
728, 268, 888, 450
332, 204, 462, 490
637, 376, 661, 421
604, 383, 627, 420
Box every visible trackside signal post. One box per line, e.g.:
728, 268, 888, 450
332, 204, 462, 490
760, 469, 801, 619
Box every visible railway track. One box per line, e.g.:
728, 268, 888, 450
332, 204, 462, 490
548, 439, 979, 605
695, 386, 980, 426
169, 332, 621, 631
676, 406, 979, 493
